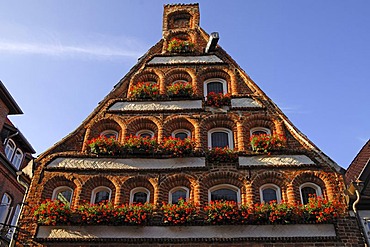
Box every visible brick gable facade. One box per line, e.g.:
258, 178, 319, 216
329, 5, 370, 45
16, 3, 363, 246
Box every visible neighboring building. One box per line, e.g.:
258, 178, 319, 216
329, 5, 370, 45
0, 81, 35, 246
17, 3, 363, 246
346, 139, 370, 246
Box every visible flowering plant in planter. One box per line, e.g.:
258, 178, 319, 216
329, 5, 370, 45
87, 136, 122, 156
167, 38, 195, 53
166, 81, 193, 98
123, 135, 159, 155
205, 92, 231, 108
205, 200, 241, 225
160, 136, 195, 157
161, 199, 198, 225
129, 82, 160, 99
33, 199, 72, 225
205, 147, 238, 163
250, 134, 286, 154
303, 195, 345, 223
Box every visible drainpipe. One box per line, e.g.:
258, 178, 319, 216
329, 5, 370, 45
353, 188, 370, 247
9, 171, 29, 247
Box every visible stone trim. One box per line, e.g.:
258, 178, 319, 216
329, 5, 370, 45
239, 155, 315, 167
36, 224, 336, 240
147, 55, 224, 65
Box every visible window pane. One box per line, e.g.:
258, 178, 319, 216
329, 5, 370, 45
0, 195, 11, 226
171, 190, 187, 204
211, 132, 229, 148
262, 188, 277, 203
94, 190, 110, 204
207, 82, 223, 94
103, 133, 117, 139
140, 133, 152, 138
301, 187, 316, 204
57, 190, 72, 205
252, 130, 267, 136
133, 192, 148, 204
12, 150, 23, 169
4, 141, 15, 160
211, 189, 237, 202
174, 132, 188, 140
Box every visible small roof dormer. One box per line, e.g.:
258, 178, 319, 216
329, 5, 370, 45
162, 3, 199, 35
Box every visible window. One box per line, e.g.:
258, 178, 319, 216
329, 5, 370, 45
208, 128, 233, 149
260, 184, 281, 203
100, 130, 118, 140
0, 194, 12, 228
250, 127, 271, 136
4, 139, 16, 161
52, 186, 73, 205
204, 78, 227, 96
12, 149, 23, 170
130, 187, 150, 204
209, 184, 240, 203
5, 204, 20, 239
169, 187, 189, 204
136, 130, 154, 138
91, 186, 111, 204
300, 182, 322, 204
172, 129, 191, 140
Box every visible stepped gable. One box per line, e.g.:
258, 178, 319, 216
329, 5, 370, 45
35, 4, 341, 174
17, 4, 362, 246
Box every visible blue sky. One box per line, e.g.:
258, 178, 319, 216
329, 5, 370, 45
0, 0, 369, 168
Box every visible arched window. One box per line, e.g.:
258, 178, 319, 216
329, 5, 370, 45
250, 127, 271, 136
52, 186, 73, 205
172, 129, 191, 140
260, 184, 281, 203
169, 187, 189, 204
6, 203, 21, 239
4, 139, 16, 161
300, 182, 322, 204
0, 194, 12, 228
136, 130, 154, 138
12, 149, 23, 170
100, 130, 118, 140
91, 186, 111, 204
208, 128, 233, 149
209, 184, 240, 203
130, 187, 150, 204
204, 78, 227, 96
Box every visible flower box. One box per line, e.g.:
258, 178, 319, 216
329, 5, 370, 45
166, 81, 193, 98
250, 134, 286, 154
205, 93, 231, 108
128, 82, 160, 100
167, 38, 195, 53
205, 147, 238, 164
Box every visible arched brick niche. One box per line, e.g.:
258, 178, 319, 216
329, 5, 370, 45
198, 69, 234, 96
163, 116, 196, 138
250, 171, 288, 204
79, 176, 117, 204
167, 11, 193, 30
41, 175, 78, 205
125, 116, 161, 139
200, 114, 238, 150
291, 172, 328, 203
120, 176, 155, 204
199, 171, 247, 205
86, 118, 123, 140
165, 69, 193, 88
129, 70, 164, 96
158, 174, 196, 204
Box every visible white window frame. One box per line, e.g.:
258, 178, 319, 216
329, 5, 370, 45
100, 130, 119, 140
52, 186, 74, 205
203, 78, 227, 97
250, 127, 271, 136
168, 186, 189, 204
136, 130, 154, 138
259, 184, 281, 203
299, 182, 322, 204
0, 193, 12, 228
11, 148, 23, 170
208, 184, 241, 203
4, 139, 16, 161
5, 203, 20, 239
130, 187, 150, 204
208, 127, 234, 149
172, 129, 191, 139
91, 186, 112, 204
